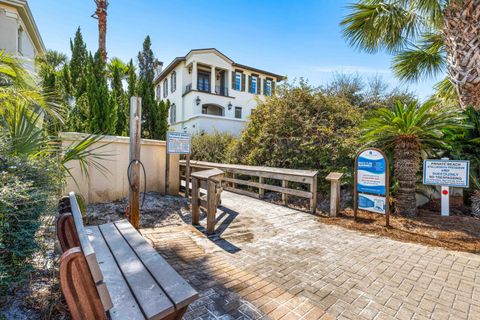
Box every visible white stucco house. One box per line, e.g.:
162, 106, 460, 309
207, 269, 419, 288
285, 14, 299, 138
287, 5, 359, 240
154, 48, 284, 136
0, 0, 45, 67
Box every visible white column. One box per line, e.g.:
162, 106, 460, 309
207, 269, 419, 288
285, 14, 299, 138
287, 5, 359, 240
192, 61, 197, 90
211, 66, 216, 94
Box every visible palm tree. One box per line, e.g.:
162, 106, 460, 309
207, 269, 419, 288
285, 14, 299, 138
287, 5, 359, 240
0, 50, 62, 119
341, 0, 480, 109
1, 52, 110, 183
362, 101, 465, 216
107, 57, 129, 135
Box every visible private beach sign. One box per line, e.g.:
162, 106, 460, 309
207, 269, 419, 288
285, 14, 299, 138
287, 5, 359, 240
423, 159, 469, 188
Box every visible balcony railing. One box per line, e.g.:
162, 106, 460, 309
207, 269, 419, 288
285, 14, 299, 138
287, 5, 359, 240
184, 83, 192, 94
215, 86, 228, 96
184, 83, 229, 96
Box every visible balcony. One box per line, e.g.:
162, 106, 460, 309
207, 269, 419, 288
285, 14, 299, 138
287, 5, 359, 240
215, 86, 228, 97
183, 83, 230, 97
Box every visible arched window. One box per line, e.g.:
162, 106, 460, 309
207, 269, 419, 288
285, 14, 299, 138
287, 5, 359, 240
171, 71, 176, 93
163, 79, 168, 98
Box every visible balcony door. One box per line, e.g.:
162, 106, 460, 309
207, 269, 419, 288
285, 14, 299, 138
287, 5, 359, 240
198, 71, 210, 92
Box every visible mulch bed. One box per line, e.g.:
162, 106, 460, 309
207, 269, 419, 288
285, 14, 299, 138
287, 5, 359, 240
316, 197, 480, 253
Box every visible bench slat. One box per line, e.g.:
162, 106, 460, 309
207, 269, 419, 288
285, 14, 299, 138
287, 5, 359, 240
86, 226, 143, 320
99, 223, 175, 320
69, 192, 103, 285
115, 220, 199, 309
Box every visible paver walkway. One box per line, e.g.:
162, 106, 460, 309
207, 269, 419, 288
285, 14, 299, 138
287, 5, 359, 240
142, 191, 480, 320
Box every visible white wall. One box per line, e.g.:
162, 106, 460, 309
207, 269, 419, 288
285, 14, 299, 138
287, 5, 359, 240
61, 132, 179, 204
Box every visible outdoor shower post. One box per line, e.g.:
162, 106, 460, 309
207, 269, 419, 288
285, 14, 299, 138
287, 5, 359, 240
129, 96, 142, 229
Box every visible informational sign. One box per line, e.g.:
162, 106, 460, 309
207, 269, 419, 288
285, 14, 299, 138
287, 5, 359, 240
423, 160, 469, 188
166, 132, 191, 154
358, 193, 386, 214
354, 148, 390, 226
357, 149, 387, 195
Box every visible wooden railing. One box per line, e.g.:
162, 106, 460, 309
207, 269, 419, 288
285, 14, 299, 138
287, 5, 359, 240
180, 160, 318, 213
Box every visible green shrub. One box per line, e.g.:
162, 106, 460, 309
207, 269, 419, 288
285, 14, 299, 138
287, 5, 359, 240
0, 148, 63, 297
226, 82, 363, 192
191, 131, 236, 163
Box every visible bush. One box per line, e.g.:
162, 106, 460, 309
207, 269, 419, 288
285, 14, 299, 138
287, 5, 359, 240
191, 131, 236, 163
0, 147, 63, 297
226, 82, 363, 192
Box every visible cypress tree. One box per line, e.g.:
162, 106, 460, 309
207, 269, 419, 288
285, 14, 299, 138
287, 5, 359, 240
108, 57, 128, 135
137, 36, 168, 139
69, 27, 88, 95
87, 50, 117, 134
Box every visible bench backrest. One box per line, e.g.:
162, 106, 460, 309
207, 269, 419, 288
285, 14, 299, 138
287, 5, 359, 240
69, 192, 113, 311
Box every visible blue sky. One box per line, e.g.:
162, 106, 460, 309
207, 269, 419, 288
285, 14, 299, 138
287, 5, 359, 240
29, 0, 439, 99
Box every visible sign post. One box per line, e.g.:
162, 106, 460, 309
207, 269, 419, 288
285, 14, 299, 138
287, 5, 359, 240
166, 132, 192, 196
354, 148, 390, 227
423, 158, 469, 216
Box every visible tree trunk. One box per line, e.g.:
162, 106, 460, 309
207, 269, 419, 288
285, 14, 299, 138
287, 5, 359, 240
472, 190, 480, 217
443, 0, 480, 109
394, 136, 420, 217
96, 0, 108, 62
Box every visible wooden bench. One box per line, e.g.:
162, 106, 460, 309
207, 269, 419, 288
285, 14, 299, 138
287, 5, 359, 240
56, 192, 198, 320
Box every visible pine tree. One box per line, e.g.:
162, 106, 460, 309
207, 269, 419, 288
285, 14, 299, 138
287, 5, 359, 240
87, 50, 117, 134
137, 36, 168, 139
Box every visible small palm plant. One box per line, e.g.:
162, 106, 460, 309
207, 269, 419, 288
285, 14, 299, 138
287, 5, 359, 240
362, 101, 465, 217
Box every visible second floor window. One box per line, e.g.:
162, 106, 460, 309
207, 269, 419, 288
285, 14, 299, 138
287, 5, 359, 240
250, 76, 258, 94
235, 72, 241, 91
171, 72, 176, 93
163, 80, 168, 98
198, 72, 210, 92
156, 85, 161, 99
265, 79, 272, 96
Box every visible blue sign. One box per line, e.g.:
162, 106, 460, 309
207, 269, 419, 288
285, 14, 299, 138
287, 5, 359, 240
356, 149, 387, 195
358, 193, 386, 214
166, 131, 191, 154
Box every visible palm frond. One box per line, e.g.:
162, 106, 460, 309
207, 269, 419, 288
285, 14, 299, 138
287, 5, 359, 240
392, 32, 446, 81
58, 134, 113, 184
341, 1, 423, 54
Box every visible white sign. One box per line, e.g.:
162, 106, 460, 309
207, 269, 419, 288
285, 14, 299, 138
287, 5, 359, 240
423, 160, 469, 188
358, 193, 386, 214
166, 132, 191, 154
356, 149, 387, 195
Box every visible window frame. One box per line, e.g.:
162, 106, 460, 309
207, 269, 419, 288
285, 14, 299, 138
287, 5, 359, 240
163, 79, 168, 98
170, 103, 176, 123
265, 79, 272, 96
251, 76, 257, 94
235, 72, 242, 91
234, 106, 242, 119
171, 71, 176, 93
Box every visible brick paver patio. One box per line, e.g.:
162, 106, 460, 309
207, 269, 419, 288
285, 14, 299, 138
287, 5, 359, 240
141, 191, 480, 320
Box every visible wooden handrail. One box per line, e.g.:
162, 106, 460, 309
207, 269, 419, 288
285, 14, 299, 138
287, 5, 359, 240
180, 160, 318, 213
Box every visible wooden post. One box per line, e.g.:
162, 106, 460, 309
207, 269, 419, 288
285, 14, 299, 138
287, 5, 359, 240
185, 154, 191, 198
310, 174, 318, 214
128, 97, 141, 229
165, 151, 170, 195
232, 173, 237, 189
206, 179, 216, 234
259, 176, 265, 198
326, 172, 344, 217
281, 180, 288, 205
191, 177, 199, 225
